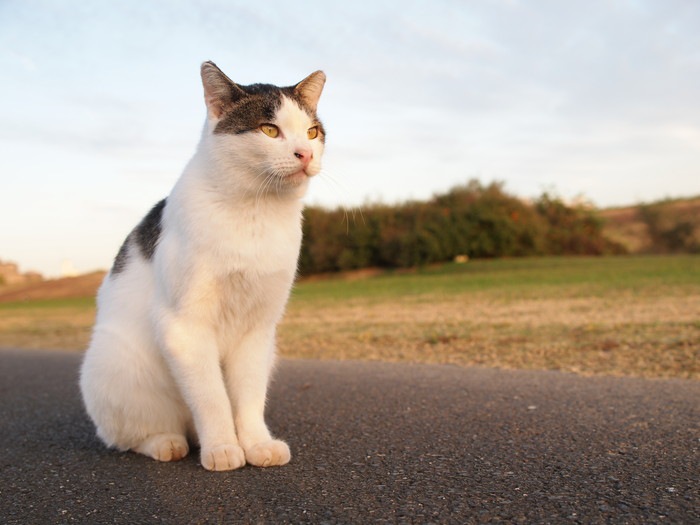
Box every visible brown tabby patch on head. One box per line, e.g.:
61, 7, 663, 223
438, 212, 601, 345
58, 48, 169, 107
213, 85, 283, 135
201, 62, 326, 141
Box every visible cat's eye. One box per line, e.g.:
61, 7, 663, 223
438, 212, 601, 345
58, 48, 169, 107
307, 126, 319, 140
260, 124, 279, 138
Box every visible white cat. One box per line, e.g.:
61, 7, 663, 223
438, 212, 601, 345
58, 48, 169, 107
79, 62, 326, 471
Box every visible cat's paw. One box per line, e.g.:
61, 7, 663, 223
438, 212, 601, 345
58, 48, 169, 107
244, 439, 291, 467
201, 444, 246, 471
134, 433, 189, 462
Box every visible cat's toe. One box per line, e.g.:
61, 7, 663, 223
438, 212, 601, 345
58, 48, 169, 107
245, 439, 291, 467
164, 439, 189, 462
134, 433, 189, 462
201, 444, 246, 471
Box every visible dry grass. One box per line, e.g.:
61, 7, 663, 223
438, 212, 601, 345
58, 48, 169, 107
279, 293, 700, 379
0, 299, 95, 350
1, 256, 698, 379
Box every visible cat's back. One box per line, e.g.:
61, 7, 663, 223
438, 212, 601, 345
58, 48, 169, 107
111, 199, 167, 277
92, 199, 167, 328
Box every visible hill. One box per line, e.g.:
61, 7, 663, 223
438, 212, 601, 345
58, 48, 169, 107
0, 271, 105, 303
600, 196, 700, 254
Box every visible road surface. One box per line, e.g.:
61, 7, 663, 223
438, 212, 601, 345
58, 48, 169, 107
1, 348, 698, 524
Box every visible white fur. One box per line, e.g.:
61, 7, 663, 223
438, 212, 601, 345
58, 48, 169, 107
80, 76, 324, 471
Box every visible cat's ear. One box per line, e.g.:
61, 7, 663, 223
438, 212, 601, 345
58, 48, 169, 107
200, 61, 246, 119
294, 71, 326, 113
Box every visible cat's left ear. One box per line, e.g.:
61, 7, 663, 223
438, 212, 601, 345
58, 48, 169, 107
294, 71, 326, 113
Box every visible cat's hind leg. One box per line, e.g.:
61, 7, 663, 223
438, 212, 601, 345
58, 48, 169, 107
133, 433, 189, 462
81, 328, 192, 462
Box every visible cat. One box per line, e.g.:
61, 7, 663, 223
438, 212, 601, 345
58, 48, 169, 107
79, 61, 326, 471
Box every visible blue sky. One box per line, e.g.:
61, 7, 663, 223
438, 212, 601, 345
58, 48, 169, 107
1, 0, 699, 276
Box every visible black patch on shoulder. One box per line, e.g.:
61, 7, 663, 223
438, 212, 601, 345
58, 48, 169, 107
135, 199, 167, 260
109, 199, 166, 278
111, 235, 131, 276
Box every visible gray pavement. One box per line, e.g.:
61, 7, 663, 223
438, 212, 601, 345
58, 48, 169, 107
0, 348, 698, 524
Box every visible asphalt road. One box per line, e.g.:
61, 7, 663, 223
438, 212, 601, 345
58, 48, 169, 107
0, 348, 698, 524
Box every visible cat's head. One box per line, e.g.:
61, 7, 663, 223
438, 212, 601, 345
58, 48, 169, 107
199, 61, 326, 199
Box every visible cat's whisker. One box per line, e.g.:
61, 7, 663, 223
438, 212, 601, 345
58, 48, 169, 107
315, 169, 346, 199
255, 171, 275, 208
253, 175, 266, 208
252, 164, 279, 209
343, 207, 350, 235
316, 168, 366, 231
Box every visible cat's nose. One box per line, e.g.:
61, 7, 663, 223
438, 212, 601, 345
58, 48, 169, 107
294, 148, 313, 168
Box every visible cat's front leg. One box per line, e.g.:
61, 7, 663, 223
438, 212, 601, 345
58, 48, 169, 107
159, 313, 246, 471
224, 328, 291, 468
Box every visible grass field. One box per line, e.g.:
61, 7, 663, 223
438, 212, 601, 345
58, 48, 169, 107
1, 256, 698, 379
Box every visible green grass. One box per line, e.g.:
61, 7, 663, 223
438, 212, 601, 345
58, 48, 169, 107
292, 255, 700, 303
0, 296, 95, 311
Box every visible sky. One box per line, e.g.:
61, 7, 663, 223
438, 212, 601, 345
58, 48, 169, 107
1, 0, 699, 277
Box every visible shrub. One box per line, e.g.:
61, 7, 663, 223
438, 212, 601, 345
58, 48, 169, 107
298, 180, 626, 275
638, 201, 700, 253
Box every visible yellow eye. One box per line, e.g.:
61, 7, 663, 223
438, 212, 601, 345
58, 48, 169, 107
260, 124, 279, 138
307, 126, 319, 140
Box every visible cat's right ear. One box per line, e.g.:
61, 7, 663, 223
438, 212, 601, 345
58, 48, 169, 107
294, 71, 326, 113
200, 61, 246, 119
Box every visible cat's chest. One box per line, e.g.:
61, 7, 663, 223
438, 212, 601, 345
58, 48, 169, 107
228, 218, 301, 271
218, 268, 293, 316
190, 205, 302, 274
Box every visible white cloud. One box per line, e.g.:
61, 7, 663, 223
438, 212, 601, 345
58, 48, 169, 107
1, 0, 699, 274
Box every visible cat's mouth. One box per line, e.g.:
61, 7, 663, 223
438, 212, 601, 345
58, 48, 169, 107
282, 169, 310, 185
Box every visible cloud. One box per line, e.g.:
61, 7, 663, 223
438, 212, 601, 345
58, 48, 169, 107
1, 0, 700, 275
0, 49, 38, 72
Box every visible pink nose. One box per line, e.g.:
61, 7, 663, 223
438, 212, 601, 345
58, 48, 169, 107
294, 148, 313, 168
